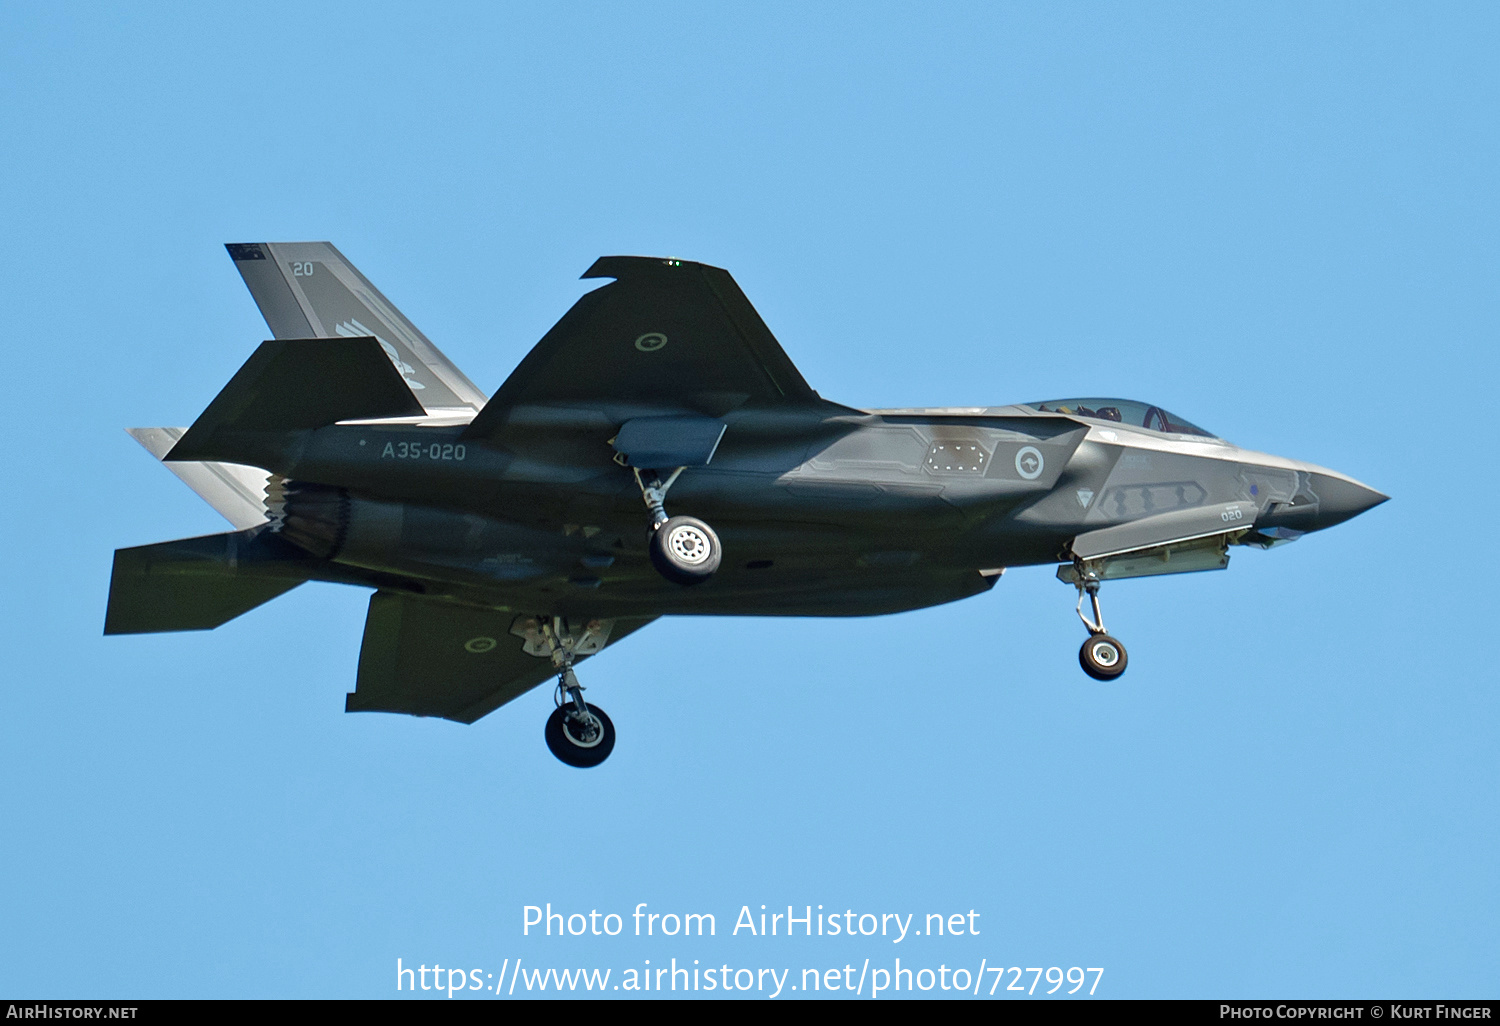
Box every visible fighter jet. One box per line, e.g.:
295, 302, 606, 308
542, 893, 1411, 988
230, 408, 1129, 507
106, 243, 1386, 766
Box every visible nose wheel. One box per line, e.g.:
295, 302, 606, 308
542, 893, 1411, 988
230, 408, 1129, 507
634, 467, 721, 585
1079, 633, 1127, 680
1074, 569, 1128, 681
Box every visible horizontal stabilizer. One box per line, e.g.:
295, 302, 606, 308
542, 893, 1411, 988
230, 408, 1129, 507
167, 337, 425, 463
104, 529, 310, 634
348, 592, 655, 723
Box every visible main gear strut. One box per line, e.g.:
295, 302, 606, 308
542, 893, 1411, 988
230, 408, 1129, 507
633, 466, 685, 530
530, 616, 617, 767
631, 467, 723, 585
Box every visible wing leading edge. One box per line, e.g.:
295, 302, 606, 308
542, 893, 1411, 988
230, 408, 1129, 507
463, 256, 834, 440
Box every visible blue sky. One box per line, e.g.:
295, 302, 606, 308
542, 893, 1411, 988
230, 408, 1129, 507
1, 3, 1495, 999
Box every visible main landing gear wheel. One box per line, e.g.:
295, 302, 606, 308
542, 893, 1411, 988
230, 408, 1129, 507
545, 702, 616, 768
1079, 634, 1128, 681
649, 515, 722, 585
531, 618, 617, 767
631, 467, 723, 586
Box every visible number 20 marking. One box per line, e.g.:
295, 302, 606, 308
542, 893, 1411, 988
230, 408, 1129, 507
292, 261, 315, 277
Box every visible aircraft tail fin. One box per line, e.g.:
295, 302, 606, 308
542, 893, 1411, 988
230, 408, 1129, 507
127, 427, 270, 529
166, 336, 425, 463
225, 242, 487, 417
104, 529, 310, 635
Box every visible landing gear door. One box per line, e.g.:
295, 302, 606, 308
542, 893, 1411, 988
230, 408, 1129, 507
1070, 500, 1258, 562
611, 415, 727, 469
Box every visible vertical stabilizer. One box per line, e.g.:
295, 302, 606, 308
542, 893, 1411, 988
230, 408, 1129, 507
225, 242, 487, 419
127, 427, 269, 530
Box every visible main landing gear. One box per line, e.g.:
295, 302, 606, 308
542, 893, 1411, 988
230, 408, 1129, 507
1073, 567, 1128, 682
634, 467, 722, 586
545, 683, 615, 769
527, 617, 617, 768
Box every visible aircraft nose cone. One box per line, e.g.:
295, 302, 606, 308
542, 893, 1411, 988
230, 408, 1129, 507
1307, 473, 1388, 530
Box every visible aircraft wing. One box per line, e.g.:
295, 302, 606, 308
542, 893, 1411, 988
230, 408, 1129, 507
225, 242, 487, 418
346, 592, 655, 724
463, 256, 827, 439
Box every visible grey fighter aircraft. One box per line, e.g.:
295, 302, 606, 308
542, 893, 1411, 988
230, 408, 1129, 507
107, 243, 1387, 766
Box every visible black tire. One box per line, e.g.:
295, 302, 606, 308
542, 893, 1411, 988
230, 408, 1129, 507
649, 515, 722, 585
1079, 634, 1128, 681
544, 703, 616, 768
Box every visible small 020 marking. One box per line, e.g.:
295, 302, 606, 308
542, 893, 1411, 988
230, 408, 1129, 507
634, 332, 668, 352
1221, 506, 1244, 522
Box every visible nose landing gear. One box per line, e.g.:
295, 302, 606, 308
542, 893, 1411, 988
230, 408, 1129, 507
634, 467, 722, 585
1073, 568, 1128, 681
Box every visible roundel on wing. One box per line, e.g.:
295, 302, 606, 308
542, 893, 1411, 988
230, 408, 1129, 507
634, 332, 668, 352
464, 636, 498, 654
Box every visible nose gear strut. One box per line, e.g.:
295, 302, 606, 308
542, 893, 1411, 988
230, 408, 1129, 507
1072, 562, 1128, 681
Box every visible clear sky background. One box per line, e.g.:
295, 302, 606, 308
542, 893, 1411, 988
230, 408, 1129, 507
1, 3, 1495, 1000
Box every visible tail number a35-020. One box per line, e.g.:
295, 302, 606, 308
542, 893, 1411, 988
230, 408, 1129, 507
380, 440, 466, 461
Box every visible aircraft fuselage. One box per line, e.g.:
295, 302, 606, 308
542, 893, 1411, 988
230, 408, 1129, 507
248, 404, 1379, 620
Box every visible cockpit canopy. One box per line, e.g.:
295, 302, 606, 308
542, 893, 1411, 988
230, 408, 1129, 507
1026, 398, 1216, 438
